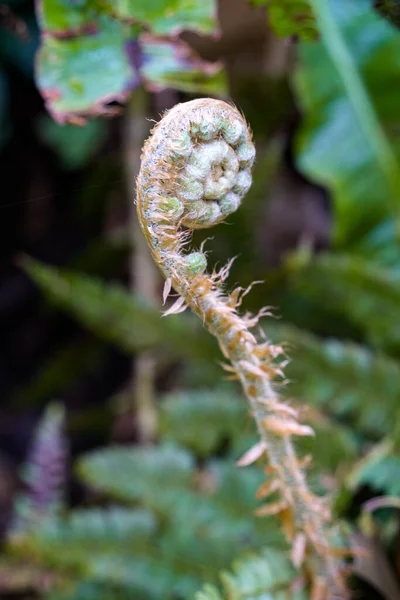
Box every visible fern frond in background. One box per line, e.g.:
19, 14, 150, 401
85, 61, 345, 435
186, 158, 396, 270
11, 404, 67, 534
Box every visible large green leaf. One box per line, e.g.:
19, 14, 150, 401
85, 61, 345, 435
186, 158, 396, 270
35, 1, 224, 122
294, 0, 400, 247
37, 15, 135, 123
114, 0, 217, 35
36, 0, 106, 34
140, 36, 226, 95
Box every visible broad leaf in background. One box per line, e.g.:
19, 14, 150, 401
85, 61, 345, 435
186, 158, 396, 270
37, 15, 136, 123
35, 0, 224, 123
36, 0, 106, 33
140, 36, 225, 95
114, 0, 218, 35
294, 0, 400, 248
251, 0, 317, 40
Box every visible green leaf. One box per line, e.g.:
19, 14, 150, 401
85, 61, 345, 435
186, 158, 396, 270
160, 389, 249, 457
265, 321, 400, 441
36, 15, 135, 123
286, 252, 400, 351
38, 116, 107, 169
251, 0, 317, 40
45, 580, 135, 600
78, 445, 283, 585
22, 257, 217, 362
36, 0, 104, 34
140, 36, 227, 95
114, 0, 218, 35
194, 548, 306, 600
77, 444, 195, 506
294, 0, 400, 246
347, 440, 400, 496
10, 508, 157, 571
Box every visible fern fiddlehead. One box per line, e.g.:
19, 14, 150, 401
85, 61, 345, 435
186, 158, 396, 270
136, 98, 348, 599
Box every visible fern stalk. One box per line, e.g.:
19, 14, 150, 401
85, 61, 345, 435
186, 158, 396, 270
136, 98, 348, 598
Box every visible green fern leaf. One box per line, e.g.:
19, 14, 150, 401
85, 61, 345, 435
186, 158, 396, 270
194, 548, 306, 600
160, 389, 249, 457
286, 252, 400, 351
77, 444, 195, 508
22, 257, 216, 361
266, 322, 400, 441
10, 508, 156, 570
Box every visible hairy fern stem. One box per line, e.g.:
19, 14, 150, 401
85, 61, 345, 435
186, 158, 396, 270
136, 98, 348, 599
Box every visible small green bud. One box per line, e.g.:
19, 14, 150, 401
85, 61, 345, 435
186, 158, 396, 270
159, 197, 184, 218
185, 251, 207, 275
170, 132, 192, 159
190, 118, 217, 141
179, 177, 203, 201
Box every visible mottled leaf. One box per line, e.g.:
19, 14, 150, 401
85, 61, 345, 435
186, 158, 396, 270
36, 15, 136, 123
114, 0, 218, 35
140, 35, 226, 95
36, 0, 103, 35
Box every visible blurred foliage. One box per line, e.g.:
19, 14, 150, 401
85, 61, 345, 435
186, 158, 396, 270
251, 0, 317, 40
375, 0, 400, 27
2, 0, 400, 598
35, 0, 225, 122
6, 403, 292, 599
194, 549, 306, 600
295, 0, 400, 248
22, 256, 218, 364
38, 116, 108, 169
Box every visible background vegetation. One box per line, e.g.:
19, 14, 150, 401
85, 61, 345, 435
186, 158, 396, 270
1, 0, 400, 598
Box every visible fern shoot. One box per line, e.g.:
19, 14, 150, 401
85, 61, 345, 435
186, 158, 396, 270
136, 98, 348, 599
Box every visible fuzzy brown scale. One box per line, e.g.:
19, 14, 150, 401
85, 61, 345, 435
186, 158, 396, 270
136, 98, 349, 599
